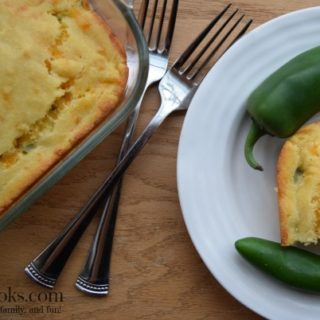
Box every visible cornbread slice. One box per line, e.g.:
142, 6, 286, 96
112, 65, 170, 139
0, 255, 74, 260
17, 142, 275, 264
0, 0, 128, 215
277, 122, 320, 246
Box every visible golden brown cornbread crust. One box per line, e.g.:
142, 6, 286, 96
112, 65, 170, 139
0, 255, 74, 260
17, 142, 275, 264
0, 0, 128, 215
277, 122, 320, 246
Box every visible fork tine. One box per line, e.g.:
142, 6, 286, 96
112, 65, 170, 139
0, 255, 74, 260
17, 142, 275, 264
227, 18, 253, 49
191, 14, 245, 77
188, 15, 252, 80
182, 8, 238, 75
146, 0, 159, 44
138, 0, 149, 30
189, 14, 249, 81
141, 0, 178, 50
162, 0, 179, 53
173, 3, 231, 69
154, 0, 167, 49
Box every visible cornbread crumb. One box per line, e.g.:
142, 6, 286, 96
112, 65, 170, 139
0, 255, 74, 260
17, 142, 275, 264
0, 0, 128, 215
277, 122, 320, 246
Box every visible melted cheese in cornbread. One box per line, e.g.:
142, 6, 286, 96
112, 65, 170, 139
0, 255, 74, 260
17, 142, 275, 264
277, 122, 320, 246
0, 0, 128, 214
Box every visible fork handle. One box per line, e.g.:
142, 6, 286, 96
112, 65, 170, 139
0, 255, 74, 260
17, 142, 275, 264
74, 90, 147, 295
75, 94, 197, 294
25, 198, 102, 288
74, 89, 147, 295
75, 181, 122, 295
25, 103, 170, 288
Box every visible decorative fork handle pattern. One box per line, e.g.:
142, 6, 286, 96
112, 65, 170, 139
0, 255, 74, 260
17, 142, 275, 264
25, 198, 102, 288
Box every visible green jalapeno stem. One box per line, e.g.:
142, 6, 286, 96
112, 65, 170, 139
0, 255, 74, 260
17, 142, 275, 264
243, 47, 320, 171
244, 120, 266, 171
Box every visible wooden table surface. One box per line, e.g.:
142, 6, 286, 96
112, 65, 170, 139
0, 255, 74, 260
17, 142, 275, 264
0, 0, 319, 319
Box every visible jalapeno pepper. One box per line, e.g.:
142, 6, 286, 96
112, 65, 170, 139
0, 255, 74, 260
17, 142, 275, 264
245, 46, 320, 170
235, 237, 320, 292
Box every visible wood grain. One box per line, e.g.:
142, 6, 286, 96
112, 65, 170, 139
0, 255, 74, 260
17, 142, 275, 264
0, 0, 319, 319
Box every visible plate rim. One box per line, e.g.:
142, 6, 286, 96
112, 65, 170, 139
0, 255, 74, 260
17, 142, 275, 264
177, 5, 320, 319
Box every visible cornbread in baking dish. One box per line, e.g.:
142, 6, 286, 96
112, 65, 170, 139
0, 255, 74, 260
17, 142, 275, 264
0, 0, 128, 215
277, 122, 320, 246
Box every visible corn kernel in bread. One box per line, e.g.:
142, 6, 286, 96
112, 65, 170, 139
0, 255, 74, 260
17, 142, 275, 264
277, 122, 320, 246
0, 0, 128, 215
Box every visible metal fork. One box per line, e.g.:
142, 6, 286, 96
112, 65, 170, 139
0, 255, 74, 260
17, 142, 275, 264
25, 4, 252, 291
75, 0, 179, 296
25, 0, 179, 290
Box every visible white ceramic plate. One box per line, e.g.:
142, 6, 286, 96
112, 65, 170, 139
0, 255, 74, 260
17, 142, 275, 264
177, 6, 320, 320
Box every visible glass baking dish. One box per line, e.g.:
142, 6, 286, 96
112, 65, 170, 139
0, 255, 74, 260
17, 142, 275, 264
0, 0, 149, 231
